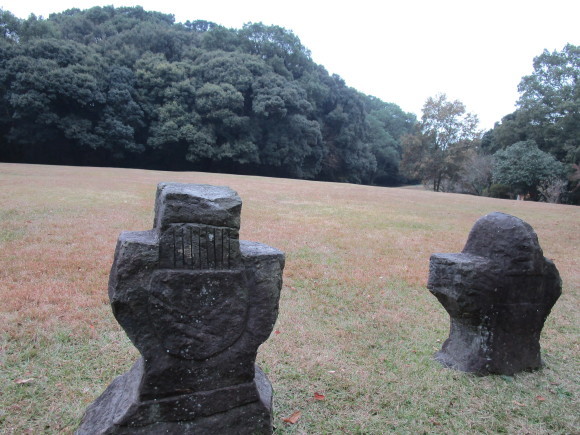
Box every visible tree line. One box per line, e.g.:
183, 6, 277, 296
0, 7, 577, 203
400, 44, 579, 204
0, 6, 415, 185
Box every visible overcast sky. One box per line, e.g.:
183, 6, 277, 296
2, 0, 578, 130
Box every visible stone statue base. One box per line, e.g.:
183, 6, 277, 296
77, 360, 272, 434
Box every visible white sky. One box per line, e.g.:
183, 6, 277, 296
2, 0, 578, 130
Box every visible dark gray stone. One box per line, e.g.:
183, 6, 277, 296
77, 183, 284, 434
428, 212, 561, 375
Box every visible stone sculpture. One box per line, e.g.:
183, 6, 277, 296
77, 183, 285, 434
428, 212, 561, 375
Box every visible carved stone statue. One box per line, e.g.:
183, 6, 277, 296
428, 212, 561, 375
77, 183, 284, 434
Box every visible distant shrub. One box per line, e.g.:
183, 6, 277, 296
487, 184, 511, 199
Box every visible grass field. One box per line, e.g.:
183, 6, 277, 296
0, 163, 578, 434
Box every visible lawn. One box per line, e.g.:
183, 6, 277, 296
0, 163, 578, 433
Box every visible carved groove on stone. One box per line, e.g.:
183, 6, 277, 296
159, 224, 240, 270
147, 269, 249, 361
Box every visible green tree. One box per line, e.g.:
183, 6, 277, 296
316, 76, 383, 184
517, 43, 579, 162
401, 94, 480, 191
486, 44, 579, 164
193, 51, 267, 94
492, 140, 565, 199
19, 13, 58, 41
251, 72, 323, 178
95, 66, 144, 156
193, 81, 257, 165
365, 99, 416, 185
239, 22, 311, 78
0, 5, 416, 184
1, 38, 107, 159
0, 9, 21, 41
133, 52, 199, 166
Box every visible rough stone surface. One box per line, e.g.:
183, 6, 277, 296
428, 212, 561, 375
77, 183, 284, 434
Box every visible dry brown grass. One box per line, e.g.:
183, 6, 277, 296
1, 163, 578, 433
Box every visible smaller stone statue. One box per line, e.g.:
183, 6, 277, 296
77, 183, 284, 434
428, 212, 561, 375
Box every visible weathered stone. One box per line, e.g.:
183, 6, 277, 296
428, 212, 561, 375
77, 183, 284, 434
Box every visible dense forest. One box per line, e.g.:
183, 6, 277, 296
0, 6, 415, 185
0, 7, 578, 202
